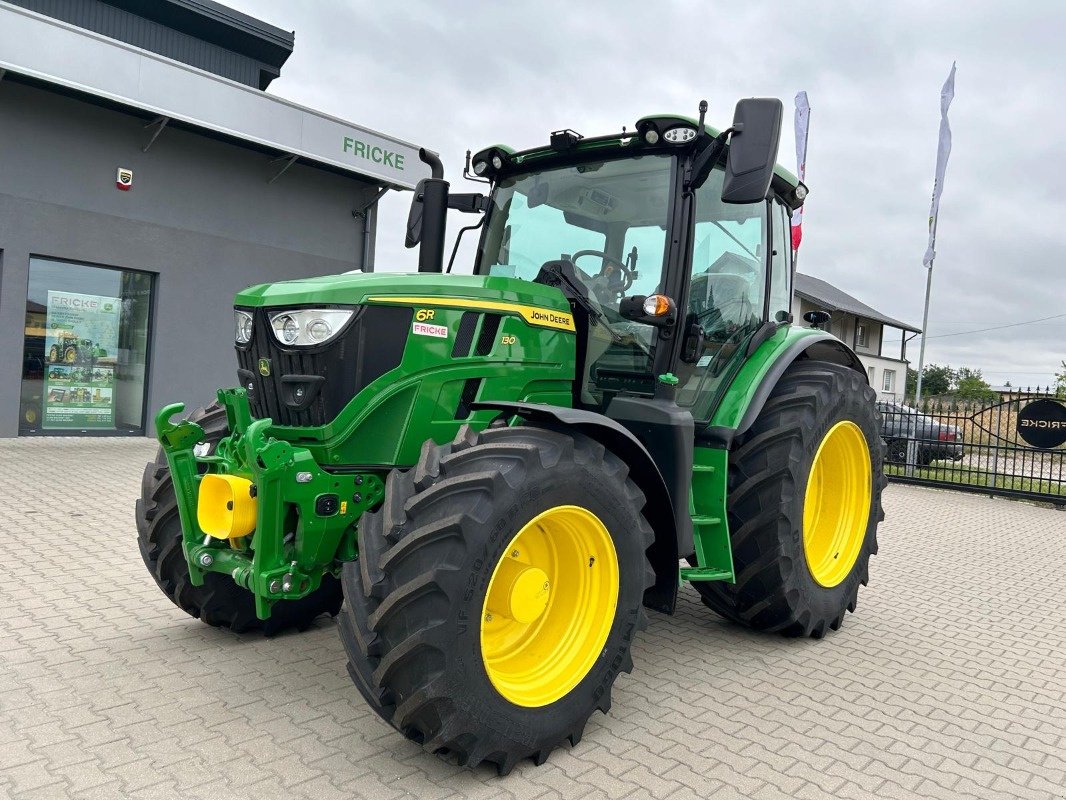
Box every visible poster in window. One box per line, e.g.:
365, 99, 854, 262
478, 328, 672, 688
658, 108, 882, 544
42, 291, 120, 430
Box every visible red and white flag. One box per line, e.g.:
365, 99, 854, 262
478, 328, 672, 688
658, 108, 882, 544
923, 63, 956, 268
791, 91, 810, 251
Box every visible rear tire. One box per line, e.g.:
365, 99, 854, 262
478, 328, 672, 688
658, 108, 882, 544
339, 424, 655, 774
692, 361, 885, 638
135, 403, 343, 634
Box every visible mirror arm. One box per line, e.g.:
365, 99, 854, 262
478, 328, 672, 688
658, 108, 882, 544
445, 214, 485, 274
685, 130, 731, 192
447, 193, 490, 213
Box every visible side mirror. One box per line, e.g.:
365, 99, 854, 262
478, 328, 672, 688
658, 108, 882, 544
803, 310, 831, 329
722, 98, 783, 204
619, 294, 677, 328
405, 179, 428, 248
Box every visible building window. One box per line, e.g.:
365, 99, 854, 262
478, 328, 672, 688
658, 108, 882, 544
868, 366, 875, 385
883, 369, 895, 393
20, 257, 154, 434
856, 323, 868, 348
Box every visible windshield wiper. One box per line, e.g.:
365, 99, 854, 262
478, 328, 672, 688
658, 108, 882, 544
533, 260, 603, 326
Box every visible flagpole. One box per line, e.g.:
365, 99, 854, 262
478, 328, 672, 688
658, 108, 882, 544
908, 62, 955, 475
913, 230, 935, 408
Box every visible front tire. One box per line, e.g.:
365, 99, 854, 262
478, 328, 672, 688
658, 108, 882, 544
692, 361, 885, 638
135, 403, 343, 634
339, 424, 654, 774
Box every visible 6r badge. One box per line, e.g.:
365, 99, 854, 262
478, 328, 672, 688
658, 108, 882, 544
258, 358, 271, 377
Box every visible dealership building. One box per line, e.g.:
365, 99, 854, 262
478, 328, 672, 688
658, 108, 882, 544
0, 0, 430, 437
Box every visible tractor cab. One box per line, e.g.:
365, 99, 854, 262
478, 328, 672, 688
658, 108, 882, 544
410, 100, 806, 429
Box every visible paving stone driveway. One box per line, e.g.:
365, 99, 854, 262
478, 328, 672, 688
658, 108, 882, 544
1, 437, 1064, 800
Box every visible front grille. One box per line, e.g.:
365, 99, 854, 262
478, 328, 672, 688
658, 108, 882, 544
235, 305, 412, 427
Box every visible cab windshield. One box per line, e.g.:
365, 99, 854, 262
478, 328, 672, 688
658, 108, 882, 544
476, 155, 675, 404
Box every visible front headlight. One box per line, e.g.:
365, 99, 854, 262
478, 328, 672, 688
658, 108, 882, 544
235, 310, 253, 344
268, 309, 354, 346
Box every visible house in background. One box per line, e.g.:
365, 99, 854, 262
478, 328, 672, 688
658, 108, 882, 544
792, 273, 921, 402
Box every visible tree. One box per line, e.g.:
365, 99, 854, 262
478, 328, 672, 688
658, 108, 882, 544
954, 367, 997, 403
920, 364, 955, 397
907, 363, 955, 400
1055, 361, 1066, 398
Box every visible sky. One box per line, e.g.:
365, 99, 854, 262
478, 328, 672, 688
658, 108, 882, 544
227, 0, 1065, 388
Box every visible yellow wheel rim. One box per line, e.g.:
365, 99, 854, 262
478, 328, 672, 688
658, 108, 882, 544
480, 505, 618, 707
803, 421, 872, 588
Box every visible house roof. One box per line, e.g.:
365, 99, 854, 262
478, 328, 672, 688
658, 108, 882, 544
0, 2, 432, 190
795, 272, 921, 333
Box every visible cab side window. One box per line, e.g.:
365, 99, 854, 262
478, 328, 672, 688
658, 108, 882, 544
673, 169, 768, 420
769, 202, 792, 322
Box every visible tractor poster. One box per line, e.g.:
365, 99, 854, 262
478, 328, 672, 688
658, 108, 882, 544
42, 290, 120, 430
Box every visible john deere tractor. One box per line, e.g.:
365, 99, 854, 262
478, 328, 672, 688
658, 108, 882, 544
138, 98, 884, 774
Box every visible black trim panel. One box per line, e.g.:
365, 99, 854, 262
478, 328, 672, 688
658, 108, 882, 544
235, 305, 411, 427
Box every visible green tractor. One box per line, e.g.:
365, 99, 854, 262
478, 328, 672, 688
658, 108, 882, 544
47, 332, 107, 365
138, 98, 884, 774
48, 331, 81, 364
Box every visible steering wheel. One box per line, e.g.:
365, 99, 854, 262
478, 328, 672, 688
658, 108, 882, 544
570, 250, 636, 294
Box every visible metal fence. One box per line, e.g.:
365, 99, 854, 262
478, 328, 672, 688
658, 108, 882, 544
877, 388, 1066, 505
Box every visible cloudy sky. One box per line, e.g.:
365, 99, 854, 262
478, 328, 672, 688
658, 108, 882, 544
228, 0, 1064, 388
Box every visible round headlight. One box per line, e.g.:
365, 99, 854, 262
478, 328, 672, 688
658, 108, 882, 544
644, 129, 660, 145
473, 160, 488, 175
274, 315, 299, 345
491, 154, 503, 169
306, 318, 332, 342
795, 184, 808, 201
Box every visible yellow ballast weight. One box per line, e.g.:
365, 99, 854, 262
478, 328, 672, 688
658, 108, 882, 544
197, 474, 258, 539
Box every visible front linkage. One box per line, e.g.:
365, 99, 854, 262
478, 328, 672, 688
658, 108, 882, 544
155, 387, 383, 620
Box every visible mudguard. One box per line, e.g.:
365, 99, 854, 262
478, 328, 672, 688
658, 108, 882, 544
700, 329, 867, 448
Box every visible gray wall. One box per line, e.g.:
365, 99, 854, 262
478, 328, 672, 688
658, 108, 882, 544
0, 79, 381, 437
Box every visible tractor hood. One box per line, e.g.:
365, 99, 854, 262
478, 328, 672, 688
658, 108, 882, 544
228, 269, 579, 454
235, 272, 573, 325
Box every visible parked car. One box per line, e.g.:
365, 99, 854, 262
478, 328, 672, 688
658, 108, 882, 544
876, 401, 964, 466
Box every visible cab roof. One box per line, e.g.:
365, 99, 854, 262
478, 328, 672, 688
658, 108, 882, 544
474, 111, 802, 204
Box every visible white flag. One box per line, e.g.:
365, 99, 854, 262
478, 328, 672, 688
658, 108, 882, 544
923, 63, 956, 268
792, 91, 810, 251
